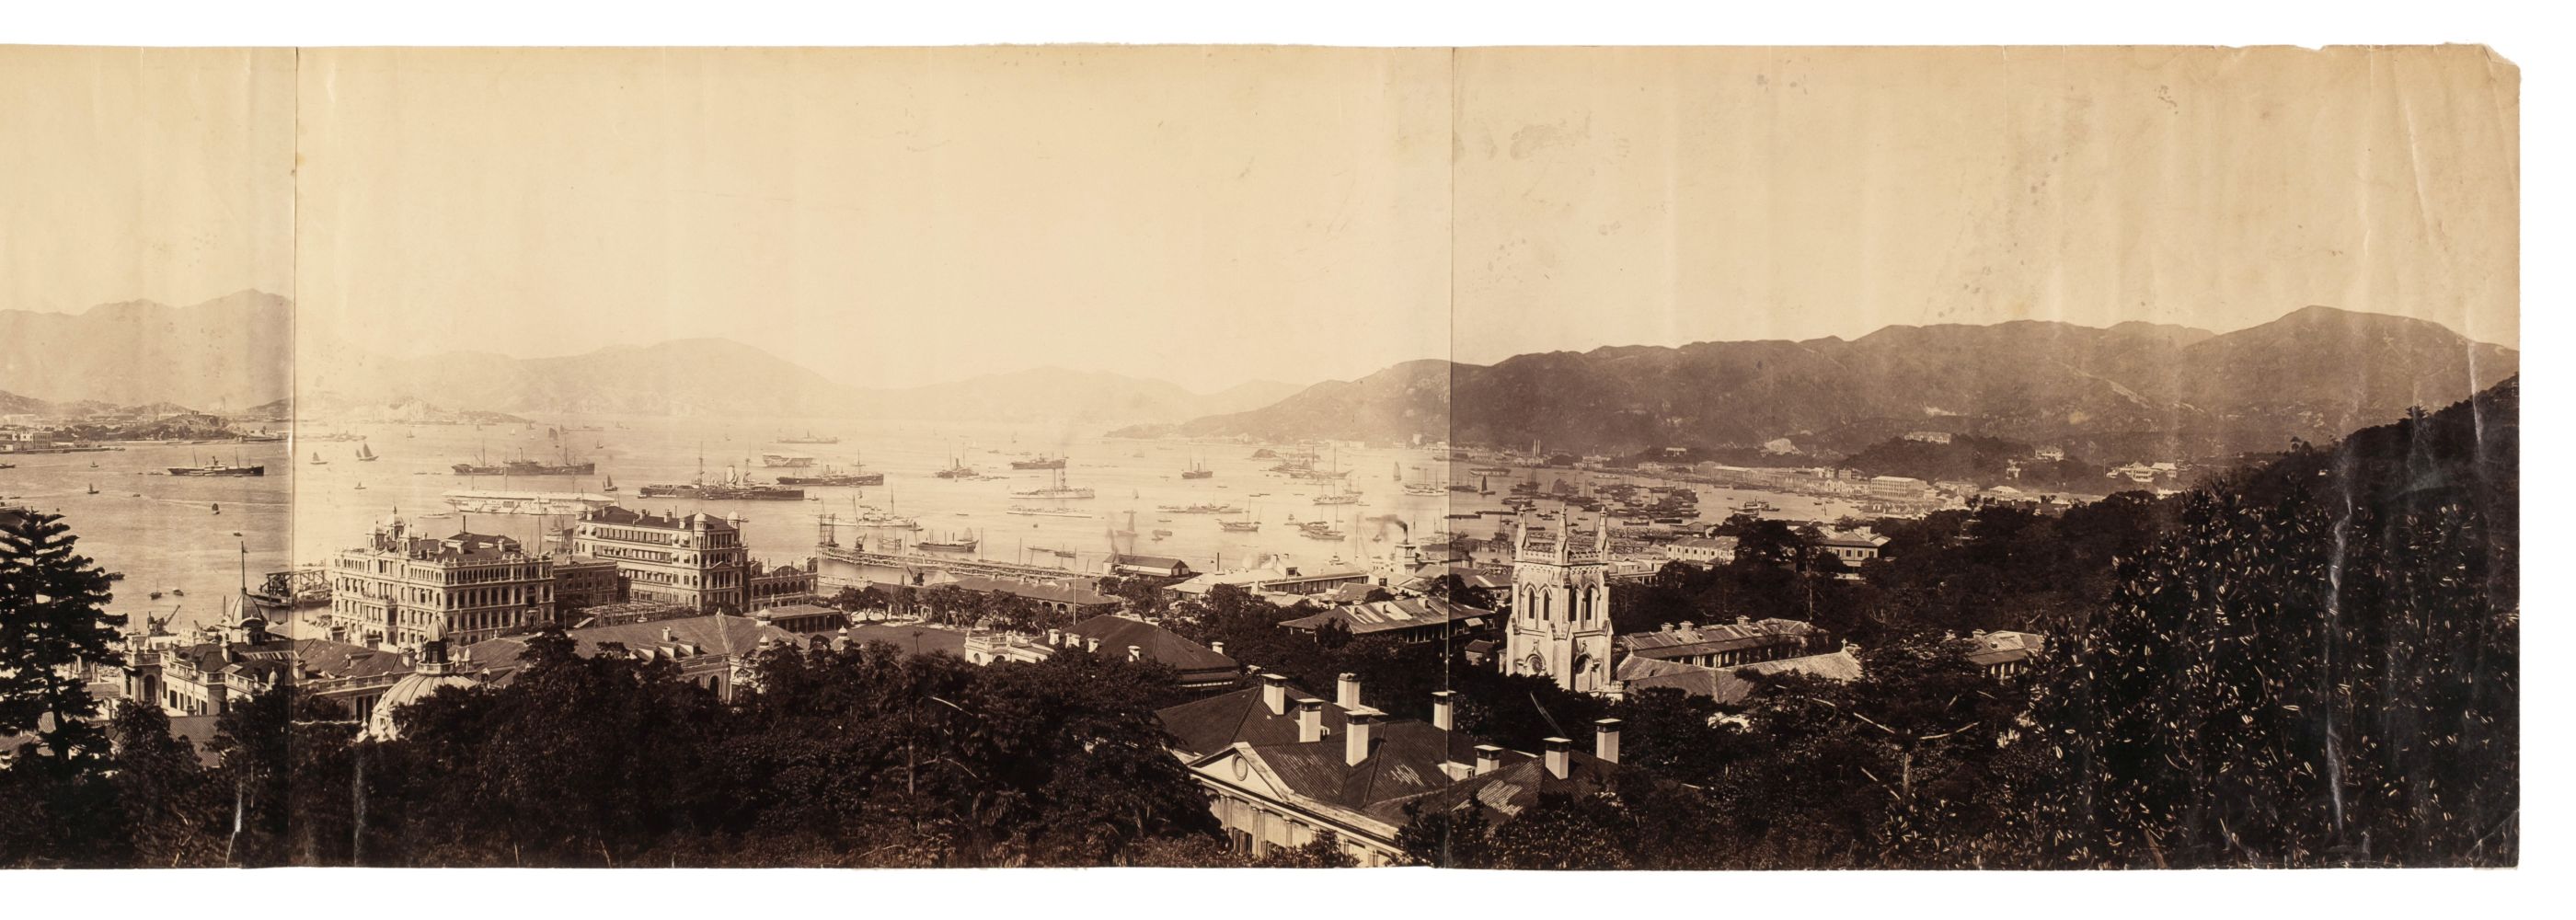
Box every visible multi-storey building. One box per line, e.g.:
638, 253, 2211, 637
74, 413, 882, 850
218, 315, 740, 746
328, 519, 558, 648
569, 506, 749, 612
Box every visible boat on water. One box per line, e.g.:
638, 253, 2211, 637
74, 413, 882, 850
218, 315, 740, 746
1296, 520, 1345, 540
168, 457, 265, 477
1156, 502, 1243, 514
1008, 454, 1066, 470
1010, 466, 1095, 500
1007, 505, 1094, 519
239, 430, 286, 443
1219, 518, 1261, 533
85, 483, 98, 495
355, 443, 378, 462
1467, 466, 1513, 477
842, 506, 921, 529
915, 533, 979, 552
934, 454, 978, 478
760, 452, 817, 468
443, 489, 617, 516
1313, 481, 1363, 505
601, 475, 618, 493
776, 465, 885, 487
777, 431, 842, 445
1180, 456, 1213, 479
309, 452, 328, 466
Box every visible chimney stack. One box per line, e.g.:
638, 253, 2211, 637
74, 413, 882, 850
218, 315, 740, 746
1295, 698, 1325, 743
1431, 690, 1455, 731
1543, 737, 1572, 779
1047, 628, 1062, 646
1210, 639, 1225, 657
1064, 630, 1080, 649
1087, 637, 1100, 654
1336, 673, 1362, 709
1345, 708, 1379, 765
1474, 744, 1502, 776
1593, 718, 1622, 764
1127, 644, 1143, 663
1260, 673, 1288, 716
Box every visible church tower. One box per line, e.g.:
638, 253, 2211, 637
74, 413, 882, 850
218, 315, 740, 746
1501, 509, 1615, 694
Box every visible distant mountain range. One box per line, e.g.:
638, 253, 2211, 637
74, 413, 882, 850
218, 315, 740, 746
0, 290, 295, 412
1169, 306, 2520, 458
2, 292, 1300, 427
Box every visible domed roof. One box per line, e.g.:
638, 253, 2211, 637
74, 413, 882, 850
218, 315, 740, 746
363, 669, 479, 741
362, 641, 482, 741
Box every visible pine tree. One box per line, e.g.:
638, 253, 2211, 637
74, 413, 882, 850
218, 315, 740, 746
0, 507, 126, 771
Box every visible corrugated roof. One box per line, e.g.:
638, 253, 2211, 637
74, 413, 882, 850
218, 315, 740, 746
1615, 648, 1864, 704
1616, 618, 1816, 658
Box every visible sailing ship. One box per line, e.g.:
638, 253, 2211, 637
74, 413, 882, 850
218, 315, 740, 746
309, 452, 328, 466
1008, 454, 1066, 470
168, 456, 265, 477
1402, 466, 1446, 496
1010, 466, 1095, 500
934, 450, 978, 478
355, 443, 378, 462
1180, 455, 1213, 479
760, 452, 817, 468
1296, 519, 1345, 540
85, 483, 98, 495
777, 431, 842, 444
601, 474, 618, 493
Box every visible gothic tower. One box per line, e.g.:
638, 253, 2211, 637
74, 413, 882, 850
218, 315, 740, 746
1501, 509, 1615, 694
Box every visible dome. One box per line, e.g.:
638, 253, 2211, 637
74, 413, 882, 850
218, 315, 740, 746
363, 669, 479, 741
362, 640, 481, 741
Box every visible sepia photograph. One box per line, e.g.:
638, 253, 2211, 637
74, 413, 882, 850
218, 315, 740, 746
0, 21, 2528, 886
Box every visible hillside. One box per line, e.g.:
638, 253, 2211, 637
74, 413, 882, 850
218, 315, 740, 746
0, 290, 295, 411
1176, 307, 2518, 455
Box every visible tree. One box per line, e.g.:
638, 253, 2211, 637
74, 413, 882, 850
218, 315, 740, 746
0, 508, 126, 770
107, 700, 224, 867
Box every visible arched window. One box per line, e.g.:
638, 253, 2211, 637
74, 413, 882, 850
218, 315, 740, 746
1524, 652, 1547, 675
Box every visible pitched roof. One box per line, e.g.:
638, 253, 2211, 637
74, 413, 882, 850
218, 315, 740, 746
1156, 680, 1342, 758
949, 575, 1118, 607
1067, 614, 1236, 673
1615, 648, 1864, 704
1362, 748, 1620, 825
1245, 719, 1500, 811
463, 614, 799, 680
1278, 596, 1494, 636
836, 623, 970, 658
1616, 618, 1816, 659
1962, 630, 2046, 666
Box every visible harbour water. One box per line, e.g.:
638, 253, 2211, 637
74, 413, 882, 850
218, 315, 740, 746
6, 415, 1873, 635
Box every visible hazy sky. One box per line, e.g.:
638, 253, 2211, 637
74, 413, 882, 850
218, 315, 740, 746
0, 47, 294, 315
1453, 46, 2519, 361
8, 46, 2518, 393
293, 47, 1453, 393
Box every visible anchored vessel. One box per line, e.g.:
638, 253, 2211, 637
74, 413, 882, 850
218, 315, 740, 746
777, 431, 842, 445
776, 464, 885, 487
760, 452, 817, 468
443, 489, 618, 516
1010, 466, 1095, 500
1008, 454, 1067, 470
167, 457, 265, 477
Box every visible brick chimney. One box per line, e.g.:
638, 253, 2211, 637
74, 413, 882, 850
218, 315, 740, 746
1046, 628, 1062, 646
1127, 644, 1142, 663
1087, 637, 1100, 654
1064, 630, 1080, 649
1593, 718, 1622, 764
1543, 737, 1572, 779
1210, 639, 1225, 657
1430, 690, 1455, 731
1296, 698, 1325, 743
1336, 673, 1362, 708
1474, 744, 1502, 776
1345, 708, 1379, 766
1260, 673, 1288, 716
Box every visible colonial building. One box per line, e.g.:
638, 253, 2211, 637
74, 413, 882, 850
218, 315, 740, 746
1277, 596, 1495, 645
1500, 512, 1615, 694
462, 614, 799, 703
1616, 616, 1820, 669
1662, 535, 1738, 566
1816, 526, 1892, 564
328, 519, 558, 648
1156, 673, 1621, 865
1061, 614, 1240, 689
746, 559, 820, 608
552, 556, 624, 611
569, 506, 749, 613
